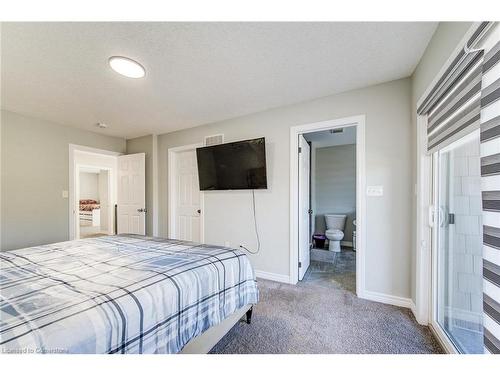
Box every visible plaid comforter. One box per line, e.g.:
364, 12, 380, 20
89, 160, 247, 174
0, 235, 259, 354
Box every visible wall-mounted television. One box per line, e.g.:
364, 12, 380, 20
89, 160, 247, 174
196, 137, 267, 190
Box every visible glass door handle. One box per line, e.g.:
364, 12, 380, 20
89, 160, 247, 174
448, 213, 455, 224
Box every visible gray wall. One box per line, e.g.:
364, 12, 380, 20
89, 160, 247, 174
79, 172, 99, 200
126, 135, 154, 236
410, 22, 473, 301
158, 78, 413, 299
313, 144, 356, 243
1, 110, 126, 250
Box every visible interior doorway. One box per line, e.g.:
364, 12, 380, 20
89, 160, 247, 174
69, 144, 147, 239
69, 145, 120, 240
78, 167, 110, 239
298, 126, 358, 291
290, 115, 366, 296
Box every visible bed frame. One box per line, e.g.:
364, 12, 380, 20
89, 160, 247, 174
180, 305, 253, 354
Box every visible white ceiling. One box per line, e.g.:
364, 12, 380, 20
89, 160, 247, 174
1, 22, 437, 139
303, 126, 356, 148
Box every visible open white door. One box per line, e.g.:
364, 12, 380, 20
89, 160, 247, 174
298, 135, 311, 280
117, 153, 146, 235
174, 149, 202, 242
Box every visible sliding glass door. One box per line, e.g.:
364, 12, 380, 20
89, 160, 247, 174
432, 129, 483, 353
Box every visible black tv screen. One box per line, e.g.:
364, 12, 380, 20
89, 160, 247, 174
196, 137, 267, 190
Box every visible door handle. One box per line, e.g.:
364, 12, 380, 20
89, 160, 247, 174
448, 213, 455, 225
197, 209, 201, 214
137, 208, 147, 213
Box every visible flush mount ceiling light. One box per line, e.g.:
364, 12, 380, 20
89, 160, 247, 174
108, 56, 145, 78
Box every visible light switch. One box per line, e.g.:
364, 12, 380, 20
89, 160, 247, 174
62, 190, 69, 198
366, 185, 383, 196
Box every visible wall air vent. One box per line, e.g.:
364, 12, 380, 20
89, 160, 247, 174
204, 134, 224, 146
329, 128, 344, 134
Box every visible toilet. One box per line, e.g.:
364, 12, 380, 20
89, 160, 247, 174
324, 214, 347, 252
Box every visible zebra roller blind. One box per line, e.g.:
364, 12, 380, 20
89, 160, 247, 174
479, 25, 500, 354
418, 22, 491, 153
419, 22, 499, 354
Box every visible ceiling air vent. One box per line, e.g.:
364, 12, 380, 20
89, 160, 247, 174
204, 134, 224, 146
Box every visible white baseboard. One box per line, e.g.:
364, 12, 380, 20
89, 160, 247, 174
254, 270, 291, 284
410, 300, 417, 319
359, 290, 413, 309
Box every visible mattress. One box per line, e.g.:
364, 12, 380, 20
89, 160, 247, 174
0, 235, 259, 354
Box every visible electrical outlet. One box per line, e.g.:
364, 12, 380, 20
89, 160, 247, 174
62, 190, 69, 198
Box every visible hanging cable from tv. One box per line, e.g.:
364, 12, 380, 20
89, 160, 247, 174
240, 189, 261, 254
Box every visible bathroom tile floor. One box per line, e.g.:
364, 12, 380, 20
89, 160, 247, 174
303, 248, 356, 292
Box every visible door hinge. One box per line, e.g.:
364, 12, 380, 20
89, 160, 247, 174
298, 261, 302, 268
298, 147, 302, 153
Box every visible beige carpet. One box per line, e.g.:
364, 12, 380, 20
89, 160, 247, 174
79, 221, 107, 239
210, 253, 443, 354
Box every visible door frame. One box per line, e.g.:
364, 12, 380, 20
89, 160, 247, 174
428, 130, 481, 354
289, 115, 366, 297
167, 143, 205, 242
69, 144, 121, 240
415, 114, 433, 325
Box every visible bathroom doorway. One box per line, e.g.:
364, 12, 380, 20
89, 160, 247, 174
290, 116, 366, 296
302, 126, 357, 290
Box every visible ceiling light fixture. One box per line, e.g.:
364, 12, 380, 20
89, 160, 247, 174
108, 56, 145, 78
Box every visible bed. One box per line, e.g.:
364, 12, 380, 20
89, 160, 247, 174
0, 235, 259, 354
79, 199, 101, 227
